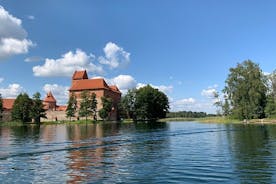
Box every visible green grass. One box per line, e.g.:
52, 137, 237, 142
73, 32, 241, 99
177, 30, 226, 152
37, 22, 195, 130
159, 116, 241, 124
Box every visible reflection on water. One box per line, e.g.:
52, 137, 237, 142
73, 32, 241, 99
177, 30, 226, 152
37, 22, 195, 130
0, 122, 276, 183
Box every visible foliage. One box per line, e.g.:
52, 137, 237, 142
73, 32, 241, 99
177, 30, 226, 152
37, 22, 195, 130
99, 96, 112, 120
167, 111, 209, 118
224, 60, 267, 120
90, 93, 98, 120
30, 92, 46, 123
12, 93, 33, 122
133, 85, 169, 120
120, 89, 136, 119
0, 93, 3, 121
265, 70, 276, 118
66, 92, 77, 121
79, 91, 98, 121
213, 92, 230, 116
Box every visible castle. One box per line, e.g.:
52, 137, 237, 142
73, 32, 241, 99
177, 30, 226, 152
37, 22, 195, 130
69, 70, 121, 120
1, 70, 121, 122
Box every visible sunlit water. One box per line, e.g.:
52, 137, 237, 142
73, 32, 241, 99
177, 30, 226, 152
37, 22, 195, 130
1, 122, 276, 183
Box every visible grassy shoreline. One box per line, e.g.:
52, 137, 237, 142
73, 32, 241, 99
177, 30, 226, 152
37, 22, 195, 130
2, 117, 276, 126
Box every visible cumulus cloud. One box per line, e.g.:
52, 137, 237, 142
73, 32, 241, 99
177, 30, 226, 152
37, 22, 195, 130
107, 75, 137, 94
33, 49, 104, 77
170, 98, 217, 113
201, 85, 218, 98
99, 42, 130, 69
0, 83, 24, 98
0, 6, 34, 59
43, 84, 69, 105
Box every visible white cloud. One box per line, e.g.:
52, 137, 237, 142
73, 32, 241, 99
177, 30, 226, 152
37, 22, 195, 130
0, 83, 24, 98
33, 49, 104, 77
0, 77, 3, 83
263, 72, 270, 76
107, 75, 137, 94
137, 83, 173, 94
0, 6, 33, 59
43, 84, 69, 105
201, 85, 218, 99
99, 42, 130, 69
25, 56, 43, 62
170, 98, 217, 113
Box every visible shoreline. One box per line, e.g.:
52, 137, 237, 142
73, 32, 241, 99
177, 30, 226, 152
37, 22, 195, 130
2, 117, 276, 126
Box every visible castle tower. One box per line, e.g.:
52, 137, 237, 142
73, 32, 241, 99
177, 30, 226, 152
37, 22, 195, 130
43, 91, 57, 110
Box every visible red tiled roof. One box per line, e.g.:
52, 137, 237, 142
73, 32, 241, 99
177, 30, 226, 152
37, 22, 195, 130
72, 70, 88, 80
69, 71, 121, 94
2, 99, 15, 110
56, 105, 67, 111
70, 78, 109, 91
44, 91, 56, 103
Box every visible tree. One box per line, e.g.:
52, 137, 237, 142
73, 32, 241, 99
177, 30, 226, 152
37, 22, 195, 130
12, 93, 32, 122
224, 60, 267, 120
90, 93, 98, 120
30, 92, 46, 123
79, 90, 91, 122
213, 92, 230, 116
134, 85, 169, 120
0, 93, 3, 121
265, 70, 276, 118
99, 97, 112, 120
120, 89, 137, 119
66, 92, 77, 121
78, 91, 98, 122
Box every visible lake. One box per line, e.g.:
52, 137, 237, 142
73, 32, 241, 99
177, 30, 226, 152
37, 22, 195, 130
1, 122, 276, 183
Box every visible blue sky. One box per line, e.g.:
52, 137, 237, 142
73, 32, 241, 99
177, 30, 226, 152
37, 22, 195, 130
0, 0, 276, 113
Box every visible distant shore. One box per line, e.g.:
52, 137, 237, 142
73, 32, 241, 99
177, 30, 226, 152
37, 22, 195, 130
2, 117, 276, 126
158, 117, 276, 124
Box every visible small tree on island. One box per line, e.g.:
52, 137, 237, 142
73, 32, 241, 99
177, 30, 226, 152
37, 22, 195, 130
30, 92, 46, 123
12, 93, 33, 122
66, 92, 77, 121
0, 93, 3, 121
99, 97, 112, 120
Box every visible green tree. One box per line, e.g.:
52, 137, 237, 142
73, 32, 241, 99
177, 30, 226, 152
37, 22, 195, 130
99, 96, 112, 120
213, 92, 230, 116
12, 93, 32, 122
265, 70, 276, 118
120, 89, 136, 119
134, 85, 169, 120
90, 93, 98, 120
30, 92, 46, 123
224, 60, 267, 120
79, 90, 91, 122
66, 92, 77, 121
0, 93, 3, 121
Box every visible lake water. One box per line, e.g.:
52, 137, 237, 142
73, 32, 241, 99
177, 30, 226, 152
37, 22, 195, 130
1, 122, 276, 183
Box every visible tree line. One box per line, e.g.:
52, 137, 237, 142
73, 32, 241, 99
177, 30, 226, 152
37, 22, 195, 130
167, 111, 216, 118
0, 92, 46, 123
119, 85, 169, 121
215, 60, 276, 120
66, 90, 113, 121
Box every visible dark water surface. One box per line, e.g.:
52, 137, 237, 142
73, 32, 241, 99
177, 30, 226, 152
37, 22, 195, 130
1, 122, 276, 183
